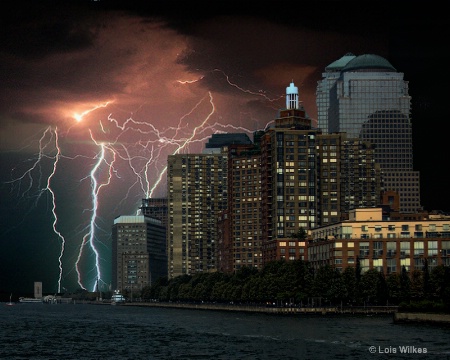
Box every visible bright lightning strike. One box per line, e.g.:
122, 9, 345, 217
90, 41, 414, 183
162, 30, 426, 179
46, 128, 66, 294
6, 70, 280, 293
176, 75, 205, 84
75, 132, 115, 291
73, 101, 113, 123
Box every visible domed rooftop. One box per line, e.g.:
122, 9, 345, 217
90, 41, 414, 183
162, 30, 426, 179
325, 53, 356, 71
342, 54, 396, 72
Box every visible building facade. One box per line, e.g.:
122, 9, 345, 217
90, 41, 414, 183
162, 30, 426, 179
308, 208, 450, 274
223, 140, 263, 272
217, 209, 232, 273
316, 53, 421, 213
249, 82, 383, 265
111, 215, 167, 293
167, 152, 228, 278
140, 198, 168, 229
316, 133, 381, 225
260, 82, 319, 263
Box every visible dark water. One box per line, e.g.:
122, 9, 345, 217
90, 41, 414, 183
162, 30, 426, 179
1, 303, 450, 359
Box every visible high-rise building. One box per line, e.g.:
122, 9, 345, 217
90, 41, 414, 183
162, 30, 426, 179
316, 133, 381, 225
316, 52, 356, 132
316, 53, 421, 213
140, 198, 168, 229
258, 82, 382, 264
260, 82, 319, 263
167, 133, 255, 278
111, 215, 167, 293
204, 133, 252, 152
217, 209, 232, 273
220, 137, 263, 272
167, 152, 228, 278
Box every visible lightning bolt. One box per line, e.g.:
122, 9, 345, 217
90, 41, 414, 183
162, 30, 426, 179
5, 126, 67, 293
5, 70, 281, 293
46, 128, 66, 294
213, 69, 284, 103
176, 75, 205, 84
74, 101, 113, 123
147, 91, 216, 197
75, 132, 116, 290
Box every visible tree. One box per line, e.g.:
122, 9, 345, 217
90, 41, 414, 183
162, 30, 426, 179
354, 258, 364, 304
312, 265, 335, 302
243, 276, 263, 304
291, 227, 307, 241
400, 265, 411, 302
429, 265, 444, 300
430, 265, 450, 305
386, 273, 401, 304
360, 269, 382, 305
178, 283, 193, 301
192, 283, 207, 302
260, 260, 286, 277
211, 281, 229, 303
342, 266, 357, 305
355, 257, 362, 282
329, 268, 346, 304
166, 274, 191, 301
410, 269, 423, 300
232, 266, 258, 285
422, 258, 431, 299
377, 271, 388, 305
260, 274, 280, 304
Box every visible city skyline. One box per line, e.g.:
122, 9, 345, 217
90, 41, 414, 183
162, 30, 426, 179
0, 1, 446, 295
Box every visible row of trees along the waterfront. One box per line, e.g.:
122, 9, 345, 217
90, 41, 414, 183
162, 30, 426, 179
138, 259, 450, 313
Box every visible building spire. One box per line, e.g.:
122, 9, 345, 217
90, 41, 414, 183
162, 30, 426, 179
286, 81, 299, 110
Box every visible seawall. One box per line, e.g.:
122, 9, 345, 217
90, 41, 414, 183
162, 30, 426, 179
393, 312, 450, 325
123, 302, 397, 315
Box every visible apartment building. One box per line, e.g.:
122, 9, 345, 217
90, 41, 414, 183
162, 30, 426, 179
308, 208, 450, 274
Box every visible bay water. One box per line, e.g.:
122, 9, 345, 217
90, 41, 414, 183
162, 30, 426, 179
1, 303, 449, 359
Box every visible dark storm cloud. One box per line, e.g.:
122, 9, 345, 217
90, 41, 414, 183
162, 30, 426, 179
0, 2, 97, 59
162, 2, 396, 120
0, 1, 393, 130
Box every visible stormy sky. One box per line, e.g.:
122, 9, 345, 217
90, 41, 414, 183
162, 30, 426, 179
0, 1, 447, 295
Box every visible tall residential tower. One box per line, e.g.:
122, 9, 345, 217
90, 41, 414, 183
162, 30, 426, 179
167, 134, 251, 278
260, 82, 319, 262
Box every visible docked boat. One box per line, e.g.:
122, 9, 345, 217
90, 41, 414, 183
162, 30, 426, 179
111, 290, 126, 305
19, 297, 43, 303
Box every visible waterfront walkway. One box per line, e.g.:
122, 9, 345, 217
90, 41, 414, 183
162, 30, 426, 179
92, 300, 450, 324
123, 301, 398, 315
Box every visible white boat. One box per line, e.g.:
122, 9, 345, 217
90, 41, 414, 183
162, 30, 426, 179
19, 297, 43, 303
111, 290, 126, 305
43, 295, 58, 304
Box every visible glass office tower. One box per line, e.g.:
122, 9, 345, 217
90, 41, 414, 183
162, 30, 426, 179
316, 54, 422, 213
316, 52, 356, 133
